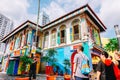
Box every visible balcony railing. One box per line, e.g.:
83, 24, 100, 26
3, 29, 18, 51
60, 37, 66, 43
74, 33, 79, 40
44, 41, 49, 48
51, 39, 56, 46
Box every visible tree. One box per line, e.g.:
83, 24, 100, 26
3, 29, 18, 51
42, 48, 57, 65
20, 55, 33, 74
104, 38, 119, 52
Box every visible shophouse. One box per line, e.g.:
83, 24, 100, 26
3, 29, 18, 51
1, 4, 106, 75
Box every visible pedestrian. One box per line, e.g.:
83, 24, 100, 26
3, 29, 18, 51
114, 51, 120, 69
108, 55, 113, 60
29, 54, 37, 80
72, 45, 89, 80
114, 51, 120, 80
96, 51, 116, 80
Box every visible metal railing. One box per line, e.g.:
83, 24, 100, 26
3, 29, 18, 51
60, 37, 66, 43
51, 39, 56, 46
74, 33, 79, 40
44, 41, 48, 48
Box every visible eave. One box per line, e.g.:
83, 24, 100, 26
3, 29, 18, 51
1, 20, 42, 42
42, 4, 106, 31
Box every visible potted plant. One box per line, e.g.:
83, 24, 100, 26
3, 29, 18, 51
63, 59, 71, 80
41, 48, 57, 80
15, 55, 33, 80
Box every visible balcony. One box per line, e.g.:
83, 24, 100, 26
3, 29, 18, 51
60, 37, 66, 43
44, 41, 49, 48
74, 33, 79, 40
51, 39, 56, 46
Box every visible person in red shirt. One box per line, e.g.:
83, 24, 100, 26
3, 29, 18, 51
96, 51, 116, 80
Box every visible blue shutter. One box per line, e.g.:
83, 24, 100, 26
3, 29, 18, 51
70, 27, 73, 41
27, 31, 32, 46
31, 30, 35, 45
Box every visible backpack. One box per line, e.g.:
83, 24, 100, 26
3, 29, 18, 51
81, 59, 91, 75
80, 54, 91, 75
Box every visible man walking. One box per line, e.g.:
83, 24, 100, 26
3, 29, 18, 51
96, 51, 116, 80
72, 45, 89, 80
29, 54, 37, 80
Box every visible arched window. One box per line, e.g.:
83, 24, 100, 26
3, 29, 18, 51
60, 25, 66, 43
72, 19, 80, 40
44, 31, 49, 48
51, 28, 57, 46
25, 29, 29, 46
93, 29, 100, 45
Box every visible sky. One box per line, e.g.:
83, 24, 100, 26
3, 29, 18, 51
0, 0, 120, 38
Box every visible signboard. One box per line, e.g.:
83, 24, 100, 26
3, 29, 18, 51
31, 42, 36, 54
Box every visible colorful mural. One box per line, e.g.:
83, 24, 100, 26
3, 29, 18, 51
1, 27, 42, 75
1, 5, 106, 76
44, 41, 93, 74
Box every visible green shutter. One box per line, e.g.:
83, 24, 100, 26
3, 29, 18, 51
57, 31, 60, 44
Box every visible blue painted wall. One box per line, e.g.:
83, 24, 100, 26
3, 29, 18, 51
44, 42, 93, 74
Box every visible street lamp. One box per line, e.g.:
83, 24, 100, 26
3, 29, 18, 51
32, 0, 41, 54
35, 0, 40, 42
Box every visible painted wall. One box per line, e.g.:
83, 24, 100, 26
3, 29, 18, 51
44, 41, 92, 74
1, 27, 43, 73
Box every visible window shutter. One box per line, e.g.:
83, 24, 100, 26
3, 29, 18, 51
57, 30, 60, 44
27, 31, 32, 46
64, 30, 66, 43
70, 27, 73, 41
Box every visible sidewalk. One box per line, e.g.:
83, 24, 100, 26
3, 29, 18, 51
0, 72, 97, 80
0, 73, 64, 80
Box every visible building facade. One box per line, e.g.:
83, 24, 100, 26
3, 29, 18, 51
0, 13, 13, 40
39, 11, 50, 26
0, 13, 13, 63
1, 4, 106, 75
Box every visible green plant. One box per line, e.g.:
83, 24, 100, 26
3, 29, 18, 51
42, 48, 57, 75
42, 48, 57, 65
20, 55, 33, 74
63, 59, 70, 74
104, 38, 119, 52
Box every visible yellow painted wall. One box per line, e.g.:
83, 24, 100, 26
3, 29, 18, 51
101, 38, 115, 60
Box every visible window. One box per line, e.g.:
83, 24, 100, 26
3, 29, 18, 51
44, 31, 49, 48
21, 31, 25, 47
93, 29, 101, 45
19, 33, 23, 48
60, 25, 66, 44
25, 30, 29, 46
72, 19, 80, 41
51, 28, 57, 46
